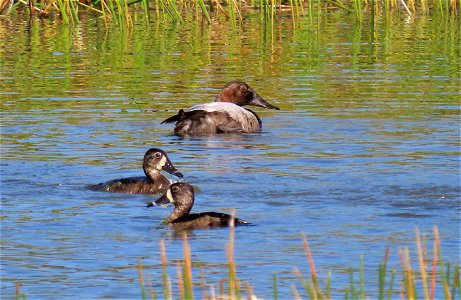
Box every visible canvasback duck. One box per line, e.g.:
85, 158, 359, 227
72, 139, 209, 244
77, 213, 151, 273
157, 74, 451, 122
87, 148, 183, 194
147, 182, 250, 229
161, 81, 279, 136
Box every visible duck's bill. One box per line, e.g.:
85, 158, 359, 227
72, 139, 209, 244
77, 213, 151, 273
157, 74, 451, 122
162, 159, 183, 178
250, 93, 280, 110
147, 193, 170, 208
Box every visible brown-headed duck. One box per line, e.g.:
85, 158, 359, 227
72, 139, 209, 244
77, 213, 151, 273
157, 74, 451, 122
161, 81, 279, 136
147, 182, 249, 229
87, 148, 183, 194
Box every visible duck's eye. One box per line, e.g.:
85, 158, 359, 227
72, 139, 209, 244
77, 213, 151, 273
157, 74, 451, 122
154, 152, 162, 159
172, 186, 179, 193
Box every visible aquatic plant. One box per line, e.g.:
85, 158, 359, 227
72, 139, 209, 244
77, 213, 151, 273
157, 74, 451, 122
3, 0, 458, 24
12, 222, 460, 298
135, 225, 460, 299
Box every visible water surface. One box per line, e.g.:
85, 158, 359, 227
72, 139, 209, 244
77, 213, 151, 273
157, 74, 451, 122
1, 12, 460, 299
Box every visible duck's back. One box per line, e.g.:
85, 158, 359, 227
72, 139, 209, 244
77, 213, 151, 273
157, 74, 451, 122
171, 212, 249, 229
172, 103, 262, 136
87, 176, 170, 194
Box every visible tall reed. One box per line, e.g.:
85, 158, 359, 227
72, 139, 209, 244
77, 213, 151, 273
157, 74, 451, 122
226, 213, 241, 299
160, 240, 171, 300
135, 226, 459, 299
6, 0, 460, 24
197, 0, 211, 23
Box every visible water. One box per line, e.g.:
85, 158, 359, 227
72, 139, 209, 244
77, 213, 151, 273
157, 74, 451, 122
1, 12, 460, 299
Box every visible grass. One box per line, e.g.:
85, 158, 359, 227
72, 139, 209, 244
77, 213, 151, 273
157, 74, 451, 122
12, 225, 460, 299
135, 225, 460, 300
4, 0, 459, 25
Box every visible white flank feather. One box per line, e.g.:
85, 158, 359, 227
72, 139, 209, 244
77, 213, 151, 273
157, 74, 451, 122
188, 102, 256, 125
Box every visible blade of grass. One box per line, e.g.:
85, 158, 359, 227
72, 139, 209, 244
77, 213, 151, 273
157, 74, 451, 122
291, 283, 302, 300
416, 228, 430, 300
325, 271, 332, 299
289, 0, 296, 28
176, 262, 185, 299
199, 268, 208, 300
349, 266, 356, 299
360, 255, 365, 299
55, 0, 69, 24
451, 264, 460, 300
302, 233, 324, 298
273, 273, 278, 300
197, 0, 211, 23
137, 259, 147, 300
430, 227, 438, 299
399, 0, 412, 16
182, 233, 193, 299
124, 0, 134, 27
167, 0, 183, 22
308, 0, 313, 26
76, 1, 104, 14
226, 210, 241, 299
399, 247, 416, 299
434, 227, 452, 299
67, 0, 79, 24
293, 267, 316, 299
245, 282, 255, 299
160, 240, 170, 300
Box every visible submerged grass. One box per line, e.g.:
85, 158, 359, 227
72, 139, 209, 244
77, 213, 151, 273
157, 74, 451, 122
135, 225, 460, 299
5, 0, 459, 24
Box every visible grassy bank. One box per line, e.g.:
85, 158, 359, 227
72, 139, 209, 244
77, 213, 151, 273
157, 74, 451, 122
136, 225, 460, 299
2, 0, 459, 25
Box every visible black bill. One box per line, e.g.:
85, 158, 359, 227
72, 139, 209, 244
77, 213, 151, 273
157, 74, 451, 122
249, 92, 280, 110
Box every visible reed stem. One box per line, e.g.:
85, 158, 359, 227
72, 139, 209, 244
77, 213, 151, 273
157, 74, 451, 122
182, 233, 193, 299
160, 240, 171, 300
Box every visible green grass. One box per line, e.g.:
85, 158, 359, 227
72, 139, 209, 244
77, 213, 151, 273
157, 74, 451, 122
5, 0, 459, 25
135, 225, 460, 299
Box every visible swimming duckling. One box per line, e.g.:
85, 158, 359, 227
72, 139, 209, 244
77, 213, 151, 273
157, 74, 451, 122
161, 81, 279, 136
87, 148, 183, 194
147, 182, 249, 229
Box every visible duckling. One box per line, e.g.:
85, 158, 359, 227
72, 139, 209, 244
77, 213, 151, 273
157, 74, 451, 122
161, 81, 279, 136
147, 182, 250, 229
87, 148, 183, 194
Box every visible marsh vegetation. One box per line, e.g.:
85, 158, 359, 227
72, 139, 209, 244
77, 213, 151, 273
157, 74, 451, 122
135, 226, 460, 299
2, 0, 459, 25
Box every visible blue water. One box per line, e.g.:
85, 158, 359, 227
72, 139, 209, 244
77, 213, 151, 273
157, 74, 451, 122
1, 13, 460, 299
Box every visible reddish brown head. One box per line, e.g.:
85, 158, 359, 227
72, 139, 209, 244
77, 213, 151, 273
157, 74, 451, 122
215, 82, 280, 110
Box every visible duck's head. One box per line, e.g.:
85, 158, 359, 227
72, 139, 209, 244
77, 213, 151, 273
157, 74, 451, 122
143, 148, 183, 178
148, 182, 194, 221
150, 182, 194, 207
215, 81, 280, 110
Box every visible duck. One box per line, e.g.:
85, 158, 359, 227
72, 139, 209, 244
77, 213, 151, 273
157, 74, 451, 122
87, 148, 183, 194
147, 182, 250, 229
161, 81, 280, 136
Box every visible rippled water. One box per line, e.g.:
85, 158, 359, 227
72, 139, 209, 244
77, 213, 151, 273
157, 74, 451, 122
1, 12, 460, 299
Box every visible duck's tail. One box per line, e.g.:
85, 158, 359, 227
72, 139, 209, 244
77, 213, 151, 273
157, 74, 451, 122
161, 109, 184, 124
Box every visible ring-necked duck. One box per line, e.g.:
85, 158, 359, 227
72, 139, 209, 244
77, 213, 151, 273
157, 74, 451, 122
161, 81, 279, 136
147, 182, 249, 229
87, 148, 183, 194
